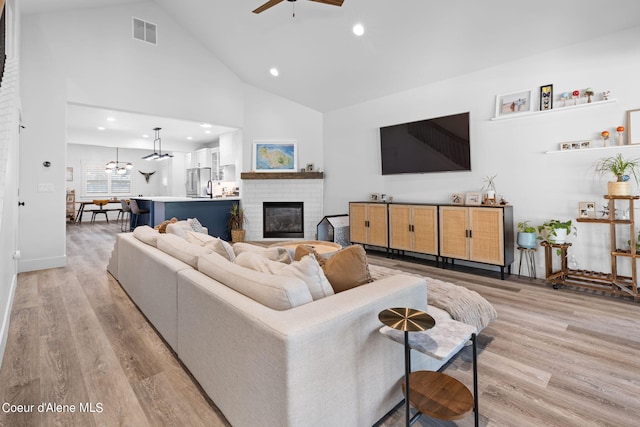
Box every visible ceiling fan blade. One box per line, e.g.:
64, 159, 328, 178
253, 0, 285, 14
308, 0, 344, 6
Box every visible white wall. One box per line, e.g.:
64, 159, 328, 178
19, 2, 245, 271
324, 26, 640, 277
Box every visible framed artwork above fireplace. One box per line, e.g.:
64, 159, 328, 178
253, 140, 297, 172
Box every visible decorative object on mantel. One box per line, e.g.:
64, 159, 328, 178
602, 90, 611, 100
594, 153, 640, 196
572, 90, 580, 105
560, 92, 570, 107
305, 163, 314, 172
584, 87, 595, 103
601, 130, 610, 147
450, 193, 464, 205
253, 140, 297, 172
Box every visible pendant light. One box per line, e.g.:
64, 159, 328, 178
105, 147, 133, 174
143, 127, 173, 161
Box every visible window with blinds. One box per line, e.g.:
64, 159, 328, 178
82, 162, 132, 197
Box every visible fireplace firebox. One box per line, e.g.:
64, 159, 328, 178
263, 202, 304, 238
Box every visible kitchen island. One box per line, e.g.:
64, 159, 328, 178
132, 197, 240, 241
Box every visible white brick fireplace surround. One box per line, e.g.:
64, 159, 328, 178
240, 173, 324, 241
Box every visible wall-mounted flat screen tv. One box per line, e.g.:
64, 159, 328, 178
380, 112, 470, 175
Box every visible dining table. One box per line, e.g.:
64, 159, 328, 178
74, 199, 123, 223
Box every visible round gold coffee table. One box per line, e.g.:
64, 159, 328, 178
269, 240, 342, 256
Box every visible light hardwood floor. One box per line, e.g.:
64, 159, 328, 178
1, 223, 639, 426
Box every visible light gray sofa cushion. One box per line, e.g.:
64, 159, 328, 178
198, 252, 313, 310
133, 225, 160, 247
232, 242, 292, 264
157, 233, 213, 268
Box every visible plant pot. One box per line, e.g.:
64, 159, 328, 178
231, 229, 246, 243
608, 181, 631, 196
550, 228, 568, 244
517, 232, 537, 249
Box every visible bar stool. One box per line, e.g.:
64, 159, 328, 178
118, 199, 131, 232
129, 199, 150, 230
90, 200, 109, 223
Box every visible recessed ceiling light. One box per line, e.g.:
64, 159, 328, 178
200, 123, 212, 128
204, 130, 212, 134
353, 23, 365, 36
106, 117, 116, 122
142, 134, 149, 138
270, 67, 279, 77
97, 126, 105, 131
186, 136, 193, 140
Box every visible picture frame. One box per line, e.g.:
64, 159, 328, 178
465, 192, 482, 206
66, 167, 73, 182
253, 140, 297, 172
369, 193, 380, 202
450, 193, 464, 205
559, 140, 591, 151
305, 163, 315, 172
495, 89, 533, 117
540, 84, 553, 111
578, 201, 596, 219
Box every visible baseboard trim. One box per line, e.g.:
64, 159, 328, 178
0, 274, 17, 369
18, 255, 67, 273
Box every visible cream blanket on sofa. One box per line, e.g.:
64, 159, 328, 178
368, 264, 497, 331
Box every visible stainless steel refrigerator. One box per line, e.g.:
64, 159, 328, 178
185, 167, 212, 197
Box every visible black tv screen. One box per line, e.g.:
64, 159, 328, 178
380, 112, 471, 175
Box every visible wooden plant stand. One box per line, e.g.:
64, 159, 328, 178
541, 195, 640, 300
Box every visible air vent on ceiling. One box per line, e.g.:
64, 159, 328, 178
133, 17, 157, 45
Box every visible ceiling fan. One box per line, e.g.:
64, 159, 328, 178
253, 0, 344, 14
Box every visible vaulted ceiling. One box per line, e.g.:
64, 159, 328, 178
20, 0, 640, 147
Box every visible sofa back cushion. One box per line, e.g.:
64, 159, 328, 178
185, 231, 236, 261
198, 252, 313, 310
157, 233, 213, 268
166, 220, 194, 239
234, 252, 334, 300
232, 242, 292, 264
133, 225, 160, 247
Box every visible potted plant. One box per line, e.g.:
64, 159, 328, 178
537, 219, 577, 245
594, 153, 640, 196
482, 174, 497, 203
228, 203, 247, 243
516, 220, 537, 249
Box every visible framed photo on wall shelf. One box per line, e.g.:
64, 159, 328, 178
253, 140, 297, 172
465, 192, 482, 206
578, 201, 596, 218
450, 193, 464, 205
540, 84, 553, 110
559, 141, 591, 151
495, 89, 533, 117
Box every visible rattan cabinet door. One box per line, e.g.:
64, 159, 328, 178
412, 206, 438, 255
349, 203, 368, 244
439, 206, 469, 260
469, 207, 504, 265
367, 203, 389, 247
389, 204, 412, 250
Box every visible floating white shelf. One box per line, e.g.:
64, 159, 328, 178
545, 144, 640, 154
491, 98, 617, 121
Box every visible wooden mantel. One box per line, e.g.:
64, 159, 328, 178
241, 172, 324, 180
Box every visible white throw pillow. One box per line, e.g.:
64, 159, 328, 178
234, 252, 334, 300
165, 221, 193, 239
232, 242, 292, 264
198, 252, 312, 310
185, 231, 235, 261
185, 230, 216, 246
132, 225, 160, 247
187, 217, 205, 233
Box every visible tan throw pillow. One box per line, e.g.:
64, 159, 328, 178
234, 252, 334, 300
321, 245, 372, 293
294, 245, 318, 262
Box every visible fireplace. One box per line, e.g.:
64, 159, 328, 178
263, 202, 304, 239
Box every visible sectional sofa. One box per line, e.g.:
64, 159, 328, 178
106, 226, 479, 427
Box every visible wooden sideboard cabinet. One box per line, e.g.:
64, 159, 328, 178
439, 205, 514, 277
349, 202, 388, 248
389, 204, 438, 255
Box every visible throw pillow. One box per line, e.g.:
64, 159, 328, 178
204, 238, 236, 261
156, 233, 213, 268
232, 242, 292, 264
165, 220, 193, 239
185, 230, 216, 246
187, 217, 205, 233
294, 244, 319, 262
321, 244, 372, 293
133, 225, 160, 247
234, 252, 334, 300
